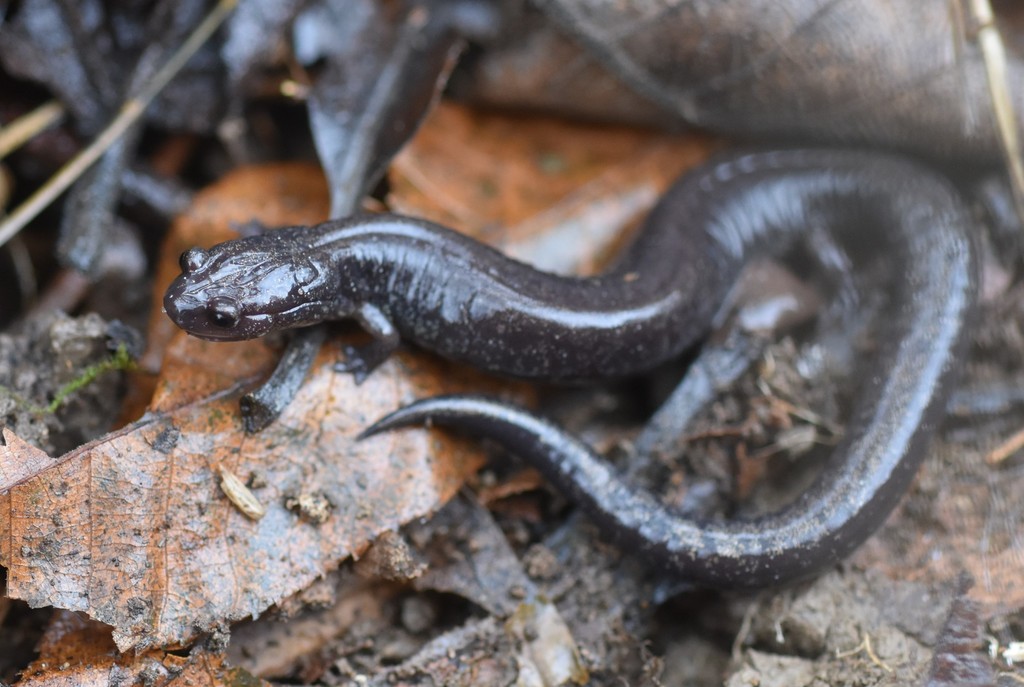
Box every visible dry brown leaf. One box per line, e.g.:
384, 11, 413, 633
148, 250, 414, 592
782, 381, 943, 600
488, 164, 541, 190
391, 102, 717, 274
0, 430, 60, 490
16, 610, 267, 687
0, 334, 491, 651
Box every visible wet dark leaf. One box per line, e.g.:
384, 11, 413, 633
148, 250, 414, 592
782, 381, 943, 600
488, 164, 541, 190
470, 0, 1024, 160
300, 0, 468, 216
0, 0, 223, 135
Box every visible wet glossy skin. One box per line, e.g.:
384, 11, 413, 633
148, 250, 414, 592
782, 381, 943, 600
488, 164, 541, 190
165, 194, 723, 380
165, 149, 977, 587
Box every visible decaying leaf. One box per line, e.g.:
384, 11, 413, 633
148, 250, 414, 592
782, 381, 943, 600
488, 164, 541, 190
300, 0, 466, 217
0, 0, 223, 135
0, 333, 493, 651
492, 0, 1024, 161
0, 430, 60, 490
15, 610, 267, 687
390, 101, 717, 273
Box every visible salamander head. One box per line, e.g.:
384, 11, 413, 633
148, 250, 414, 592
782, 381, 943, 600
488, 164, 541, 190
164, 235, 341, 341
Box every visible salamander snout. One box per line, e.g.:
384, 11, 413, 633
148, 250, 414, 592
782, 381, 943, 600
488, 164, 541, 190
163, 276, 270, 341
164, 235, 341, 340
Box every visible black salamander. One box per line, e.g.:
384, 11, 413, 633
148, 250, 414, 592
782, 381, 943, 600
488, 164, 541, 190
165, 149, 977, 587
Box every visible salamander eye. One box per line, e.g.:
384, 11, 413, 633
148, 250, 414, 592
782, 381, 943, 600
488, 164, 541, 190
207, 297, 240, 329
294, 263, 316, 287
179, 248, 209, 273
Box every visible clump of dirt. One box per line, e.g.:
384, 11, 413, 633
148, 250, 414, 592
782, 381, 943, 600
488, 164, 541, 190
0, 311, 135, 455
722, 571, 952, 685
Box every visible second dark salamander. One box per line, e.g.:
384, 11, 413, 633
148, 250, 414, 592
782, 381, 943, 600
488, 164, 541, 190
165, 149, 977, 587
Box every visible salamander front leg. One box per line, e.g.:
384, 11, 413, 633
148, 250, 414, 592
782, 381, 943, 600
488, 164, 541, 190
334, 303, 400, 384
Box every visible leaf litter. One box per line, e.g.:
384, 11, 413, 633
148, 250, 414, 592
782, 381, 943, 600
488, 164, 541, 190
1, 101, 713, 679
5, 99, 1022, 685
2, 1, 1024, 683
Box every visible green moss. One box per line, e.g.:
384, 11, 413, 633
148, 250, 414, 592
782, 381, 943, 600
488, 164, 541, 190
45, 343, 136, 414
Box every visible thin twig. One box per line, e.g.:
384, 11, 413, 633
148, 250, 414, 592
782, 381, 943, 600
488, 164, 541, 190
0, 0, 238, 250
986, 425, 1024, 464
0, 100, 65, 161
968, 0, 1024, 225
